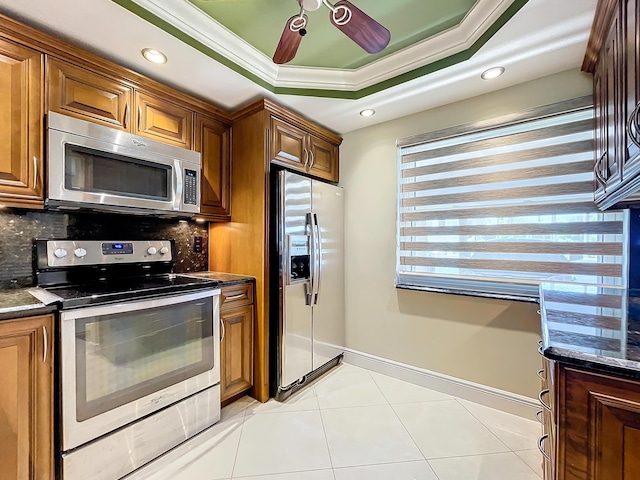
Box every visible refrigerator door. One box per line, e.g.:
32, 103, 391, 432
280, 171, 313, 387
311, 180, 345, 368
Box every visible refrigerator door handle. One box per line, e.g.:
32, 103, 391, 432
306, 212, 316, 305
313, 213, 322, 305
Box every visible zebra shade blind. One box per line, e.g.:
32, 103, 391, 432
396, 97, 627, 301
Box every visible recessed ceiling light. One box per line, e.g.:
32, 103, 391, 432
481, 66, 505, 80
141, 48, 168, 64
360, 109, 376, 117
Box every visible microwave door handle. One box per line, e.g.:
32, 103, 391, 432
173, 160, 183, 211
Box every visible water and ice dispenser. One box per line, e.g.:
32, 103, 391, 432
287, 235, 310, 283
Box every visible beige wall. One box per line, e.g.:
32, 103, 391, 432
341, 68, 593, 398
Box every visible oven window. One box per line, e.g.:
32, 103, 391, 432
75, 297, 214, 421
64, 144, 170, 201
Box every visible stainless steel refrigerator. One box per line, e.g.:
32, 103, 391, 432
272, 169, 345, 401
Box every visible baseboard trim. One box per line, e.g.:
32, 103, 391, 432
342, 348, 540, 420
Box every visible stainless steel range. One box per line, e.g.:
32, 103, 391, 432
32, 239, 221, 480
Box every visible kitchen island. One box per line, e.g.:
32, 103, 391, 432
538, 283, 640, 480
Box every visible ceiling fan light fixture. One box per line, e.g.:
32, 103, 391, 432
141, 48, 168, 64
481, 66, 505, 80
359, 109, 375, 117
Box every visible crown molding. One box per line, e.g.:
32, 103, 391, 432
122, 0, 530, 96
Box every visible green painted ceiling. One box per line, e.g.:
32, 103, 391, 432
188, 0, 479, 69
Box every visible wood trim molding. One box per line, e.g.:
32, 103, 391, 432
582, 0, 620, 72
231, 98, 343, 146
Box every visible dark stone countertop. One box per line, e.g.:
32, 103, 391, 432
0, 288, 57, 321
539, 283, 640, 379
178, 271, 255, 287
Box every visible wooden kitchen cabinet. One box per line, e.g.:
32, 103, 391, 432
195, 114, 231, 221
47, 57, 133, 130
540, 360, 640, 480
47, 59, 194, 149
0, 38, 44, 208
270, 115, 339, 182
0, 314, 54, 480
220, 282, 254, 402
135, 91, 193, 148
585, 0, 640, 209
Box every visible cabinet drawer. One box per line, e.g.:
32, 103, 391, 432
220, 282, 253, 310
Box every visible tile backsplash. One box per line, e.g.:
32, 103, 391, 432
0, 209, 208, 289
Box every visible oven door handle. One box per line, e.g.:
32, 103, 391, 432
173, 159, 183, 211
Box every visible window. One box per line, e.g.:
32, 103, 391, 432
396, 97, 628, 301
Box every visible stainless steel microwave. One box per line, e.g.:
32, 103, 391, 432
47, 111, 201, 216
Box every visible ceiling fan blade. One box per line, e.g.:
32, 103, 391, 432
329, 0, 390, 54
273, 14, 308, 65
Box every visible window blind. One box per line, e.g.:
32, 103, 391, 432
396, 97, 628, 301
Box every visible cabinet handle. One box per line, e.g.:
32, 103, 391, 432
124, 102, 130, 129
537, 369, 546, 381
138, 105, 142, 131
536, 409, 544, 423
303, 148, 309, 169
594, 152, 607, 186
539, 389, 551, 411
537, 434, 550, 461
42, 325, 48, 364
220, 317, 225, 343
309, 150, 315, 170
32, 156, 38, 190
627, 102, 640, 148
224, 293, 245, 301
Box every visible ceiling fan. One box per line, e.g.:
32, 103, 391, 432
273, 0, 391, 65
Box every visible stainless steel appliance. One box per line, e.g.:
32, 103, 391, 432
47, 111, 201, 216
32, 239, 221, 480
272, 170, 345, 401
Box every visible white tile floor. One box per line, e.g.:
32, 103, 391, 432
130, 363, 543, 480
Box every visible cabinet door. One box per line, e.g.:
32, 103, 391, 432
220, 304, 254, 401
624, 0, 640, 177
271, 117, 307, 170
0, 315, 54, 480
603, 7, 623, 189
195, 114, 231, 220
559, 367, 640, 480
307, 135, 339, 182
0, 39, 44, 207
47, 57, 132, 130
135, 91, 193, 148
594, 59, 608, 201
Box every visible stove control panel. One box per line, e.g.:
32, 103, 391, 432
43, 240, 174, 267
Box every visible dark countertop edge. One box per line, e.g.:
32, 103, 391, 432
543, 345, 640, 381
0, 304, 57, 321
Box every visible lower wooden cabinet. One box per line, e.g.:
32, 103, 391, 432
220, 283, 254, 402
541, 359, 640, 480
0, 314, 54, 480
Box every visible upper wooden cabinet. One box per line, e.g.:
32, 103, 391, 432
47, 57, 132, 130
585, 0, 640, 209
0, 314, 54, 480
270, 115, 339, 182
135, 91, 193, 149
0, 38, 44, 208
195, 114, 231, 220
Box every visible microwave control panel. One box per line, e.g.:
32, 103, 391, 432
184, 169, 198, 205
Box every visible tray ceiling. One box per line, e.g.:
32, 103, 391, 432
114, 0, 529, 97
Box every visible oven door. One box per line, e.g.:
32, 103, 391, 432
60, 289, 220, 451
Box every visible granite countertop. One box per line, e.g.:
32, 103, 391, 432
178, 271, 255, 287
539, 282, 640, 378
0, 288, 57, 321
